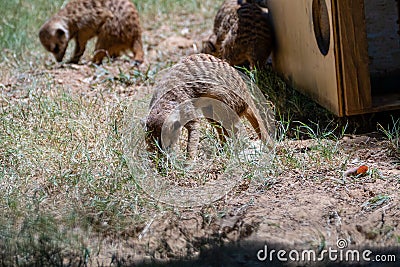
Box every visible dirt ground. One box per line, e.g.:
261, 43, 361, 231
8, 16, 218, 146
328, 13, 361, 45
2, 12, 399, 267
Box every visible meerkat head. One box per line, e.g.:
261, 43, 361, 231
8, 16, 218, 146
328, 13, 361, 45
39, 19, 69, 62
201, 34, 217, 55
161, 113, 182, 150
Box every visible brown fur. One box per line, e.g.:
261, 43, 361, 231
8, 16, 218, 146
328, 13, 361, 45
39, 0, 143, 64
145, 53, 271, 159
201, 0, 273, 69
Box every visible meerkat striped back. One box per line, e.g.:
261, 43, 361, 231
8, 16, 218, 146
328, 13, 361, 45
146, 54, 271, 158
223, 2, 273, 68
202, 0, 273, 69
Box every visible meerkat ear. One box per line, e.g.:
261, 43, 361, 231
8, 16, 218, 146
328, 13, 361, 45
52, 21, 69, 39
202, 40, 216, 53
173, 120, 181, 131
56, 28, 65, 38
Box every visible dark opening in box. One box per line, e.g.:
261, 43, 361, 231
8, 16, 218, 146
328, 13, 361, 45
365, 0, 400, 108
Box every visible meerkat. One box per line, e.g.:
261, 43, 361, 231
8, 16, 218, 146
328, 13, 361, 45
145, 53, 272, 159
39, 0, 144, 65
201, 0, 273, 69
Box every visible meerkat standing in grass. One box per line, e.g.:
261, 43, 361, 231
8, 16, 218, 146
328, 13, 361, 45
201, 0, 273, 69
39, 0, 144, 65
145, 53, 272, 159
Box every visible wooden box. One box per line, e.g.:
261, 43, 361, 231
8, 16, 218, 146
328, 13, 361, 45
268, 0, 400, 116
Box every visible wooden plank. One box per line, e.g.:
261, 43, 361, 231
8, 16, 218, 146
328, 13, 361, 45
330, 0, 344, 116
334, 0, 372, 116
269, 0, 341, 116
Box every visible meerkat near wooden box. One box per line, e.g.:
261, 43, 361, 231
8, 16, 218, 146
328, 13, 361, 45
202, 0, 273, 69
39, 0, 144, 64
145, 53, 272, 159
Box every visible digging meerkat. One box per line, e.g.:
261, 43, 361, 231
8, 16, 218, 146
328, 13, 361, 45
145, 53, 272, 159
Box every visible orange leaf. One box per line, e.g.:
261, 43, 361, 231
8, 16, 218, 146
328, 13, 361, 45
356, 165, 368, 175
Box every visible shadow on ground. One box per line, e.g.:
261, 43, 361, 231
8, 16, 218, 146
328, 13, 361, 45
125, 241, 400, 267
